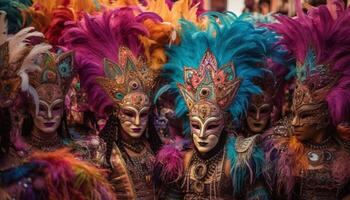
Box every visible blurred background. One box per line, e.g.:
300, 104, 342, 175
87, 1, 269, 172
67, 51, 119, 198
205, 0, 349, 16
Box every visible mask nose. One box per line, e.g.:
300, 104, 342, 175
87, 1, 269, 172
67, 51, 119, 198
291, 115, 300, 127
47, 109, 53, 119
198, 126, 206, 138
134, 113, 140, 126
255, 109, 261, 120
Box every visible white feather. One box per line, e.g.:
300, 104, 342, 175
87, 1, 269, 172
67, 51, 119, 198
20, 43, 52, 73
18, 71, 29, 92
27, 85, 39, 115
0, 11, 8, 45
8, 27, 46, 64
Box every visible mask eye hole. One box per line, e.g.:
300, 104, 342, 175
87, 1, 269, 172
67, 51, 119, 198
191, 123, 200, 130
140, 112, 148, 118
122, 110, 135, 118
248, 106, 257, 114
207, 124, 219, 130
260, 107, 271, 114
300, 112, 312, 119
39, 105, 47, 112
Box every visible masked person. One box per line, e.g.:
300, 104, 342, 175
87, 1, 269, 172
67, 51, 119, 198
262, 1, 350, 199
0, 10, 115, 200
60, 7, 173, 199
154, 12, 272, 200
0, 10, 52, 170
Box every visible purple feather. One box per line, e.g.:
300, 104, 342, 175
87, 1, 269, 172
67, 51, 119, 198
265, 1, 350, 124
154, 145, 184, 183
59, 8, 160, 115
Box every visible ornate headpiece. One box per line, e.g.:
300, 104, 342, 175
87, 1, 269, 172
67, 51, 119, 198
95, 46, 158, 108
0, 11, 51, 107
157, 12, 272, 132
29, 51, 74, 112
60, 8, 170, 115
178, 50, 240, 111
267, 0, 350, 124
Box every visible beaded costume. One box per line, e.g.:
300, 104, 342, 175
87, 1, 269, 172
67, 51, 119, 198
60, 7, 172, 199
262, 1, 350, 199
0, 9, 52, 170
154, 12, 272, 200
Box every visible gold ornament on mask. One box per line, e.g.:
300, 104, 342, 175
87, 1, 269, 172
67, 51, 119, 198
178, 49, 241, 117
95, 47, 158, 109
30, 52, 74, 113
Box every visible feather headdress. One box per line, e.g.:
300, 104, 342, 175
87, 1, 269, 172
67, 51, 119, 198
25, 0, 102, 46
266, 0, 350, 125
60, 8, 167, 116
0, 11, 51, 108
156, 11, 276, 132
0, 0, 32, 34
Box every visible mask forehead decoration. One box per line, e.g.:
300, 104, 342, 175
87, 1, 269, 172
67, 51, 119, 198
30, 51, 74, 113
95, 46, 157, 109
250, 72, 277, 107
293, 49, 339, 111
0, 11, 52, 107
177, 50, 241, 114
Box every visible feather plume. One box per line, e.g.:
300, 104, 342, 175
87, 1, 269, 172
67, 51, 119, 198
265, 0, 350, 125
60, 8, 163, 115
157, 12, 271, 133
154, 145, 184, 183
29, 148, 116, 200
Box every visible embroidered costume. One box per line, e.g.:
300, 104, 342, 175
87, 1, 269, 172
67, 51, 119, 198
262, 1, 350, 199
154, 12, 272, 200
60, 7, 172, 199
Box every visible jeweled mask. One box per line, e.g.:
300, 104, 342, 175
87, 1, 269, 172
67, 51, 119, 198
95, 47, 158, 138
178, 50, 241, 153
247, 74, 276, 134
291, 49, 336, 140
29, 52, 74, 134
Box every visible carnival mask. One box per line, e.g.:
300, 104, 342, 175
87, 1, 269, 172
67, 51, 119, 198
247, 97, 272, 134
291, 49, 335, 141
117, 92, 150, 138
178, 50, 241, 153
29, 51, 74, 133
190, 101, 225, 153
246, 72, 276, 134
31, 84, 64, 134
95, 47, 158, 138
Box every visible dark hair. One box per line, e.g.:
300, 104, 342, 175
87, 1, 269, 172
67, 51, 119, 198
99, 107, 162, 168
0, 108, 11, 155
99, 113, 119, 168
22, 111, 70, 140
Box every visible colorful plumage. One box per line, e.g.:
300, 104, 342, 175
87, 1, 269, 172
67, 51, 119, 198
0, 0, 32, 34
30, 149, 115, 200
265, 0, 350, 125
156, 11, 275, 133
60, 8, 169, 115
24, 0, 102, 46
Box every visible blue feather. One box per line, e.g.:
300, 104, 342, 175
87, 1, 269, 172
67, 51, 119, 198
0, 0, 32, 34
158, 11, 285, 134
0, 162, 39, 186
226, 137, 265, 195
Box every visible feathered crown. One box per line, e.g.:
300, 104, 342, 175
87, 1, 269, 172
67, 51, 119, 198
266, 0, 350, 124
0, 11, 51, 107
178, 50, 240, 111
60, 8, 167, 115
95, 46, 158, 106
29, 51, 73, 112
157, 12, 271, 131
